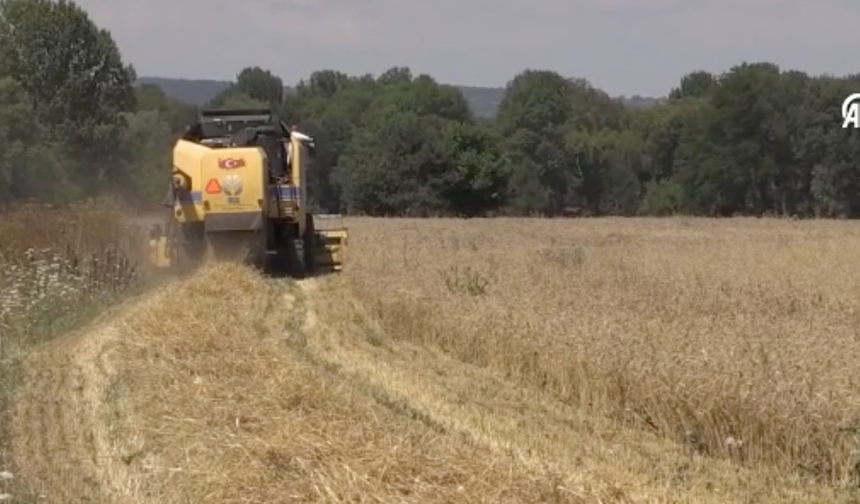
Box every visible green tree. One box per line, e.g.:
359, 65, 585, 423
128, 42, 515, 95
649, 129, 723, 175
332, 68, 491, 215
438, 122, 509, 215
236, 66, 284, 104
0, 76, 66, 203
0, 0, 136, 194
495, 70, 577, 213
118, 110, 173, 207
669, 71, 716, 100
135, 83, 197, 132
284, 70, 382, 211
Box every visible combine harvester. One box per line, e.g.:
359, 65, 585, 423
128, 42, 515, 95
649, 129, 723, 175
147, 107, 347, 277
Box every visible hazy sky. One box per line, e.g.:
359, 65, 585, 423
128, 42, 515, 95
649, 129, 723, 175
76, 0, 858, 97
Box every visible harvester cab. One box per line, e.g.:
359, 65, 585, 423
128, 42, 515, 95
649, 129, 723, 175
148, 106, 347, 276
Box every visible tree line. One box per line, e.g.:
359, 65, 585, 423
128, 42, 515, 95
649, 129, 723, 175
1, 0, 859, 217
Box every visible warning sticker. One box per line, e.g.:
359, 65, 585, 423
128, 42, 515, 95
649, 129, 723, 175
205, 178, 221, 193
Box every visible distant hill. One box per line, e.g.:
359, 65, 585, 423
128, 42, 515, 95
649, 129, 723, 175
137, 77, 232, 106
136, 76, 659, 117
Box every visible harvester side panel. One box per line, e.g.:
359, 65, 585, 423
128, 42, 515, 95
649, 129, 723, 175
263, 138, 306, 225
172, 140, 208, 223
292, 137, 307, 236
294, 138, 307, 203
199, 147, 266, 232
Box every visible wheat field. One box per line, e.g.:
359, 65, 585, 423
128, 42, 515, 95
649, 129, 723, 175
6, 211, 860, 503
344, 217, 860, 483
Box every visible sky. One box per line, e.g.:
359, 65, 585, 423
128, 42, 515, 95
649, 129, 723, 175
76, 0, 859, 98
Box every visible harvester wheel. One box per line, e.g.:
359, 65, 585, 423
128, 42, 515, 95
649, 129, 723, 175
284, 228, 304, 278
169, 222, 205, 273
302, 213, 316, 275
183, 225, 207, 260
269, 224, 304, 278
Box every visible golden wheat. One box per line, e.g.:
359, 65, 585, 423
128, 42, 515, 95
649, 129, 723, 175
342, 216, 860, 484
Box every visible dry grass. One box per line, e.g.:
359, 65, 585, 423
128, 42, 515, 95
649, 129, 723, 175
343, 216, 860, 486
0, 200, 145, 501
0, 200, 145, 354
101, 264, 600, 503
0, 201, 143, 337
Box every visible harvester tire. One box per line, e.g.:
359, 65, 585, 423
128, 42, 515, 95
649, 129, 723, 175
286, 238, 304, 278
303, 213, 316, 275
275, 224, 304, 278
176, 223, 206, 269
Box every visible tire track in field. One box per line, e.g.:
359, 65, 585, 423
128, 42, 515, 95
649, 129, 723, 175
287, 277, 626, 500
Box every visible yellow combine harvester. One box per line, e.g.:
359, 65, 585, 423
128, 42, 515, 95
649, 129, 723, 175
147, 107, 347, 276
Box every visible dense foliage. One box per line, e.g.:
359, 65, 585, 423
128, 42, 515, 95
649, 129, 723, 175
2, 0, 860, 217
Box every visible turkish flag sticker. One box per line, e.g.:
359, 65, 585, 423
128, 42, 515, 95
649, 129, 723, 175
218, 158, 245, 169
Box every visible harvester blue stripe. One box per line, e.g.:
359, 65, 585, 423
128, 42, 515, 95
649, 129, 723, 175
270, 186, 300, 198
180, 188, 297, 202
180, 191, 202, 202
